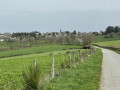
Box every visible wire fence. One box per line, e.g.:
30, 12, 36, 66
0, 48, 96, 89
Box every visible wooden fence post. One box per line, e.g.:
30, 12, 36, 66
63, 55, 64, 62
73, 53, 75, 62
51, 57, 54, 78
34, 58, 36, 73
68, 53, 71, 63
79, 50, 81, 56
90, 49, 92, 55
78, 51, 79, 60
70, 53, 71, 62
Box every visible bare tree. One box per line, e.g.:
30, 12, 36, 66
65, 35, 71, 44
82, 33, 94, 46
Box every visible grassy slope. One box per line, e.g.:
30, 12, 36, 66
93, 35, 120, 54
93, 40, 120, 54
94, 35, 120, 43
0, 44, 81, 58
93, 40, 120, 46
42, 49, 102, 90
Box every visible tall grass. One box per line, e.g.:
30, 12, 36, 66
22, 64, 42, 90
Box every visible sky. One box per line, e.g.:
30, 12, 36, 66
0, 0, 120, 33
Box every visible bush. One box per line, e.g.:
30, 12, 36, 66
104, 32, 116, 38
22, 64, 42, 90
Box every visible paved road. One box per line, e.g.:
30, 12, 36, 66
100, 48, 120, 90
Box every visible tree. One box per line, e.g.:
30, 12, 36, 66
65, 31, 70, 35
104, 32, 116, 38
92, 32, 99, 36
82, 33, 94, 46
105, 26, 115, 34
65, 36, 71, 44
100, 30, 105, 35
72, 30, 76, 35
115, 26, 120, 33
109, 32, 116, 38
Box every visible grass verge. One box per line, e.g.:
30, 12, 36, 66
41, 49, 102, 90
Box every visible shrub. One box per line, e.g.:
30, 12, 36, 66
104, 32, 116, 38
22, 64, 42, 90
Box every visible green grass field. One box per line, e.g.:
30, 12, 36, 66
0, 47, 84, 89
0, 40, 45, 48
93, 40, 120, 46
94, 35, 120, 43
0, 44, 81, 58
93, 40, 120, 54
41, 49, 102, 90
0, 43, 102, 90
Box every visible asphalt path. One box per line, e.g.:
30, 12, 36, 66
100, 48, 120, 90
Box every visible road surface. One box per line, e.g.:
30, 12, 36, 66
100, 48, 120, 90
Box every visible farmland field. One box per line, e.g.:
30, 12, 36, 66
0, 44, 81, 58
42, 49, 102, 90
94, 35, 120, 43
93, 40, 120, 54
0, 45, 84, 89
93, 40, 120, 46
0, 40, 46, 49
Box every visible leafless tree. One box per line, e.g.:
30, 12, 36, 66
82, 33, 94, 46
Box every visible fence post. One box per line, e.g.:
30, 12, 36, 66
81, 52, 83, 61
51, 57, 54, 78
78, 51, 79, 60
70, 53, 71, 62
90, 49, 92, 55
79, 50, 81, 56
34, 58, 36, 74
68, 53, 71, 63
73, 53, 75, 62
63, 55, 64, 62
88, 50, 90, 56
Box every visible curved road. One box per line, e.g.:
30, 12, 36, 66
100, 48, 120, 90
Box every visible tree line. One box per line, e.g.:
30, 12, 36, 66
92, 26, 120, 35
11, 31, 41, 40
105, 26, 120, 34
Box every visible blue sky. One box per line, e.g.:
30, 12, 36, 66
0, 0, 120, 33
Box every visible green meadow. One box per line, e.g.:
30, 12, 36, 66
0, 44, 81, 58
42, 49, 102, 90
0, 46, 83, 89
93, 40, 120, 54
94, 35, 120, 43
0, 43, 102, 90
94, 40, 120, 46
